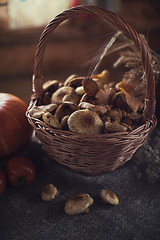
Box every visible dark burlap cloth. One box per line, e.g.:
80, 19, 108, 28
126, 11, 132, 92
0, 126, 160, 240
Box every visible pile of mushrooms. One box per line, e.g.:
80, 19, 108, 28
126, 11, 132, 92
29, 70, 144, 134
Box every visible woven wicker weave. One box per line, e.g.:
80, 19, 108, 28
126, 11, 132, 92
26, 5, 157, 175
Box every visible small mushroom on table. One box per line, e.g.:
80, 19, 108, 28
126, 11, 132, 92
100, 189, 119, 205
64, 193, 94, 215
41, 184, 59, 202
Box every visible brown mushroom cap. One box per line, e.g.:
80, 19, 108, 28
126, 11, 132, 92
67, 77, 84, 88
64, 193, 94, 215
78, 102, 109, 116
62, 92, 80, 105
41, 184, 59, 202
28, 104, 58, 118
105, 121, 127, 132
68, 109, 103, 134
51, 86, 74, 104
43, 80, 59, 93
82, 77, 98, 96
100, 189, 119, 205
64, 74, 77, 86
55, 102, 78, 122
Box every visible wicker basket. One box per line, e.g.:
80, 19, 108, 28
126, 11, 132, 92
26, 5, 157, 175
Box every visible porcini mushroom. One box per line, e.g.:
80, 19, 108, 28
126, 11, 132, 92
64, 193, 94, 215
68, 109, 103, 134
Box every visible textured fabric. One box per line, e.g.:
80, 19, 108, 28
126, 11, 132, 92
0, 127, 160, 240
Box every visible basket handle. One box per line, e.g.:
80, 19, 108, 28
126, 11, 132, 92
33, 5, 156, 121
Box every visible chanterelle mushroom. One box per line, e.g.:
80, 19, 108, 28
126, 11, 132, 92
64, 193, 94, 215
68, 109, 103, 134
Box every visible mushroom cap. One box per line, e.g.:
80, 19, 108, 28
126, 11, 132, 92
100, 189, 119, 205
41, 184, 59, 202
75, 86, 85, 96
64, 74, 77, 86
78, 102, 108, 116
28, 104, 58, 118
55, 102, 78, 121
82, 77, 98, 96
51, 86, 74, 104
105, 121, 127, 132
92, 70, 109, 84
68, 109, 103, 134
43, 80, 59, 93
62, 92, 80, 105
67, 77, 84, 88
42, 112, 61, 129
64, 193, 94, 215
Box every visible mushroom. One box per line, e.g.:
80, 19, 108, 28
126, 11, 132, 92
120, 88, 144, 113
51, 86, 74, 104
67, 77, 84, 88
28, 103, 58, 118
41, 184, 59, 202
82, 77, 98, 96
75, 86, 85, 96
108, 108, 122, 123
111, 91, 126, 109
54, 102, 78, 122
79, 93, 96, 105
95, 85, 113, 105
61, 115, 69, 130
42, 112, 61, 129
115, 78, 145, 99
43, 80, 59, 93
105, 122, 128, 132
62, 92, 80, 105
68, 109, 103, 134
64, 193, 94, 215
92, 70, 109, 84
64, 74, 77, 86
101, 115, 111, 124
92, 78, 104, 90
100, 189, 119, 205
78, 102, 109, 116
41, 92, 51, 105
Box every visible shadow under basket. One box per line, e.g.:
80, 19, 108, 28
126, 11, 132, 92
26, 5, 157, 175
